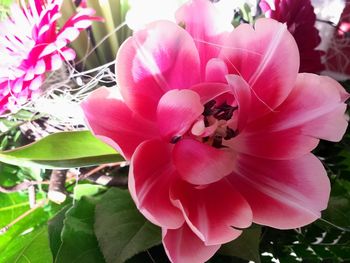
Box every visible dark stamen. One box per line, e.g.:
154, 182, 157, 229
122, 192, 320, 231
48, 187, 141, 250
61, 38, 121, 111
224, 127, 236, 140
202, 136, 209, 143
213, 102, 238, 121
204, 117, 209, 127
170, 136, 182, 144
203, 100, 216, 116
212, 135, 223, 148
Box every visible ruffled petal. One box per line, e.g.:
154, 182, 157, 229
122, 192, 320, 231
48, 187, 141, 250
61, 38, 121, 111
129, 139, 184, 229
163, 224, 220, 263
81, 87, 158, 160
205, 58, 228, 83
116, 20, 200, 120
266, 74, 348, 142
220, 18, 299, 120
176, 0, 233, 78
171, 179, 252, 245
226, 74, 251, 132
157, 89, 203, 141
228, 74, 349, 159
229, 154, 330, 229
173, 139, 236, 185
190, 82, 232, 104
228, 127, 319, 160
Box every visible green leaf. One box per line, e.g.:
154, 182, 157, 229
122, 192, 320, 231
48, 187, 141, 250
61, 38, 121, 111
48, 206, 71, 259
73, 184, 106, 200
0, 191, 47, 251
219, 226, 261, 263
0, 131, 124, 169
0, 225, 53, 263
322, 179, 350, 228
94, 188, 162, 263
55, 196, 105, 263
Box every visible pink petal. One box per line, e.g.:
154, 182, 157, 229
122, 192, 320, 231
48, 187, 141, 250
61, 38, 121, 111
129, 139, 184, 229
163, 224, 220, 263
219, 18, 299, 120
50, 54, 63, 71
205, 58, 229, 83
28, 75, 43, 90
157, 89, 203, 141
190, 82, 232, 104
173, 139, 236, 185
228, 74, 349, 159
230, 154, 330, 229
81, 87, 158, 160
61, 47, 76, 61
116, 20, 200, 120
226, 74, 251, 133
176, 0, 232, 78
228, 127, 319, 160
171, 179, 252, 245
57, 27, 80, 42
267, 73, 349, 142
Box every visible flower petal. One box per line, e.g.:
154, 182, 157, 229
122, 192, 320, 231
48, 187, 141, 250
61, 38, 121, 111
205, 58, 229, 83
228, 127, 319, 160
176, 0, 233, 78
171, 179, 252, 245
266, 74, 349, 142
190, 82, 232, 104
129, 139, 184, 229
230, 154, 330, 229
228, 74, 349, 159
173, 139, 236, 185
226, 74, 251, 133
81, 87, 158, 160
116, 20, 200, 120
220, 18, 299, 120
157, 89, 203, 141
163, 224, 220, 263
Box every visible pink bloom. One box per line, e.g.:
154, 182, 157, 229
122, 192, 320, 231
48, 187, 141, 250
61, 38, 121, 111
260, 0, 325, 73
82, 0, 348, 262
0, 0, 100, 114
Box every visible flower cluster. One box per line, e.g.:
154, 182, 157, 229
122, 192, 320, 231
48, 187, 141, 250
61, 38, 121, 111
0, 0, 100, 114
82, 0, 348, 262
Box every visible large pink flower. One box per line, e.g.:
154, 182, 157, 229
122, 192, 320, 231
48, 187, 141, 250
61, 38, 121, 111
260, 0, 325, 73
82, 0, 348, 262
0, 0, 100, 114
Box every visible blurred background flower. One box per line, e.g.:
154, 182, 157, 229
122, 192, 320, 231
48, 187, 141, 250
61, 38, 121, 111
0, 0, 100, 114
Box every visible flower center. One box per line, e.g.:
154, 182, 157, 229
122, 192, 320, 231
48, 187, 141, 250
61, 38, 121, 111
169, 99, 236, 148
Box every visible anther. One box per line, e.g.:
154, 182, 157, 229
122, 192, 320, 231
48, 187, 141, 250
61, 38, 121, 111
212, 134, 223, 148
170, 136, 182, 144
224, 127, 236, 140
203, 100, 216, 116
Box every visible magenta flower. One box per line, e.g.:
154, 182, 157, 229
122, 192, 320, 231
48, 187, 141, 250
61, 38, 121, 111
82, 0, 348, 262
0, 0, 100, 114
260, 0, 325, 73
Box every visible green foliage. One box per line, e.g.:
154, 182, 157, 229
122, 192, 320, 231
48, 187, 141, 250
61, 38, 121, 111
0, 131, 124, 169
220, 226, 261, 262
0, 225, 53, 263
54, 196, 106, 263
0, 0, 12, 21
94, 188, 162, 263
48, 206, 71, 260
73, 184, 106, 200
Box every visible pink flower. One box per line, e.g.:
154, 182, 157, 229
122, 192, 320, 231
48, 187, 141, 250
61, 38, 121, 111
82, 0, 348, 262
260, 0, 325, 73
0, 0, 100, 114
